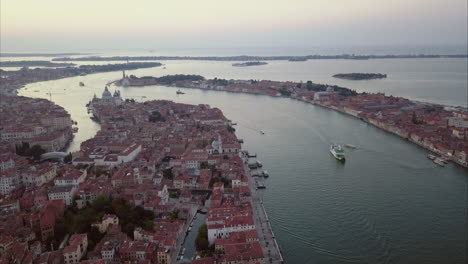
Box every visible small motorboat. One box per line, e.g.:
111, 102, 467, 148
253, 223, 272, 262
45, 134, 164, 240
176, 89, 185, 95
260, 130, 265, 135
344, 144, 357, 149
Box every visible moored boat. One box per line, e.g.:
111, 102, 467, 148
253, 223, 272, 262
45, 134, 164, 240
256, 180, 266, 189
330, 144, 346, 161
248, 162, 258, 169
344, 144, 357, 149
176, 89, 185, 94
247, 152, 257, 158
262, 170, 269, 177
433, 158, 445, 167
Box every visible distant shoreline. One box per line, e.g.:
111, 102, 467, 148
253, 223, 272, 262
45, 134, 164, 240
0, 62, 162, 96
0, 52, 89, 57
0, 60, 76, 67
49, 54, 468, 62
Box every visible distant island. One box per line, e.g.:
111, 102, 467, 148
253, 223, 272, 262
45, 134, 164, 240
333, 73, 387, 80
232, 61, 268, 67
288, 57, 308, 62
115, 74, 204, 87
0, 60, 76, 68
115, 74, 359, 97
52, 54, 468, 62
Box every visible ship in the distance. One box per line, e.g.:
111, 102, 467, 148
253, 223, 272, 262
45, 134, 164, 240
330, 144, 346, 161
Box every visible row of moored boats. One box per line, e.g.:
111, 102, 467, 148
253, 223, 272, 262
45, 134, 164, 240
427, 154, 448, 167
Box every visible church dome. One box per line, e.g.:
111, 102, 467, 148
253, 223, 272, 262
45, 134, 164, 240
211, 139, 220, 150
102, 86, 112, 97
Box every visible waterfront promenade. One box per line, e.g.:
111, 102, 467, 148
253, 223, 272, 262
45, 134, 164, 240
243, 153, 284, 264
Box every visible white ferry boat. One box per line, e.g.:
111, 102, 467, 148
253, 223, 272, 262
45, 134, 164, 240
330, 144, 346, 161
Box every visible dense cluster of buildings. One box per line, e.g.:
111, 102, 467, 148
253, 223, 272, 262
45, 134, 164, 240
0, 89, 274, 264
308, 93, 467, 166
0, 95, 73, 152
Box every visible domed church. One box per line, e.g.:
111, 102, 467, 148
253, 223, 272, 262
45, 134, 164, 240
91, 85, 123, 106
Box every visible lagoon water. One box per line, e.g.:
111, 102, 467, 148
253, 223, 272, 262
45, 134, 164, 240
17, 57, 468, 264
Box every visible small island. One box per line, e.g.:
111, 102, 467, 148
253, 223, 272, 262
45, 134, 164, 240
288, 57, 308, 62
232, 61, 268, 67
333, 73, 387, 80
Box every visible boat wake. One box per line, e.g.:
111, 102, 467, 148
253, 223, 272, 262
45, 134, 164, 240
341, 205, 393, 264
237, 122, 264, 134
269, 204, 393, 264
269, 217, 364, 263
358, 147, 429, 170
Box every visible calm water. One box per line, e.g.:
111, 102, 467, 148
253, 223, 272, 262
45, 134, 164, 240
18, 60, 467, 264
6, 57, 467, 107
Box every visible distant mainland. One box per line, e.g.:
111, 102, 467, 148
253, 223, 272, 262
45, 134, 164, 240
0, 60, 76, 68
51, 54, 468, 62
333, 73, 387, 80
0, 52, 87, 57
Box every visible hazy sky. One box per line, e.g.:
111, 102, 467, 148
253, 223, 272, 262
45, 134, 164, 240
1, 0, 467, 52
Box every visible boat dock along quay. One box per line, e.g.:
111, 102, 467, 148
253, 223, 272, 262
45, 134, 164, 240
242, 149, 284, 263
243, 150, 257, 158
